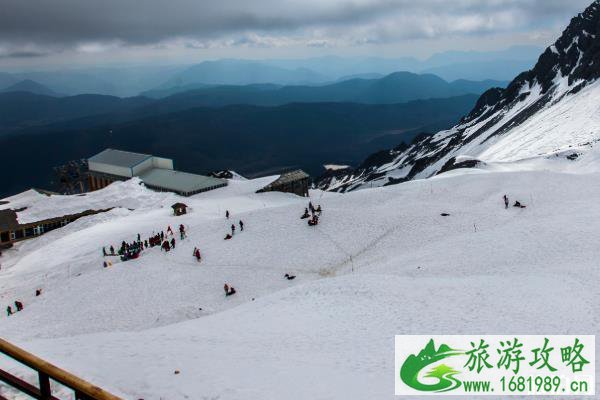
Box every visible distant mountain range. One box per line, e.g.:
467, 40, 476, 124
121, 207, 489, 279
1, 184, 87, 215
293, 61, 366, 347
0, 46, 539, 96
142, 72, 506, 103
0, 91, 479, 197
0, 79, 62, 97
0, 72, 505, 134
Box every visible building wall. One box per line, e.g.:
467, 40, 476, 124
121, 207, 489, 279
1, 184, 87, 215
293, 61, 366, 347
152, 157, 174, 170
88, 161, 132, 178
88, 172, 127, 192
131, 157, 154, 176
1, 209, 112, 247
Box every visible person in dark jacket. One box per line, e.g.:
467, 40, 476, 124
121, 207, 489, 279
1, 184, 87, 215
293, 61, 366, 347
503, 195, 509, 209
301, 208, 310, 219
239, 220, 244, 231
170, 237, 176, 249
14, 301, 23, 312
231, 224, 236, 235
226, 210, 230, 219
6, 306, 12, 316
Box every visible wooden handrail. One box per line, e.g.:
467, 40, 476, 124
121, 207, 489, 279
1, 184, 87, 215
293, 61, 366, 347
0, 337, 122, 400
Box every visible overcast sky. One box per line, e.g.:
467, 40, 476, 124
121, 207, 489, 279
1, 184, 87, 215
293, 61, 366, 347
0, 0, 594, 69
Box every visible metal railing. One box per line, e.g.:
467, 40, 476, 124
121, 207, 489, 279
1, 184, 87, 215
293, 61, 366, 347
0, 338, 122, 400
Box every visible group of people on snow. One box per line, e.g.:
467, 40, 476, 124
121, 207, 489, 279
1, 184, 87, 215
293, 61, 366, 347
302, 201, 322, 226
102, 224, 189, 264
224, 210, 245, 240
503, 195, 526, 209
6, 300, 23, 316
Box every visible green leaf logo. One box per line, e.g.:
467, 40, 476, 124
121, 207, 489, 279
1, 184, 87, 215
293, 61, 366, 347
400, 339, 464, 392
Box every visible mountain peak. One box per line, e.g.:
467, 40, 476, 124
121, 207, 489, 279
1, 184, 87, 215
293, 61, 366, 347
317, 0, 600, 192
1, 79, 61, 97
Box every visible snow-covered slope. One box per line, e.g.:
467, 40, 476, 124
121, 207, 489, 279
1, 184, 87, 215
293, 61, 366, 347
318, 0, 600, 192
1, 164, 600, 399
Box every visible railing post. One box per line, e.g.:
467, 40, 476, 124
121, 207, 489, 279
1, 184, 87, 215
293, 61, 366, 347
39, 371, 51, 399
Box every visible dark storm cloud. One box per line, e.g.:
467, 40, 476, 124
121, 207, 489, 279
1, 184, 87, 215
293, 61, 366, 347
0, 0, 593, 52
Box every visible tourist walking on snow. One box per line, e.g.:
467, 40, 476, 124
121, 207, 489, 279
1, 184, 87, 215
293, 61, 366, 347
231, 224, 236, 236
170, 237, 176, 249
6, 306, 12, 316
179, 224, 186, 239
239, 220, 244, 231
503, 195, 509, 209
14, 301, 23, 312
194, 247, 201, 262
226, 210, 230, 219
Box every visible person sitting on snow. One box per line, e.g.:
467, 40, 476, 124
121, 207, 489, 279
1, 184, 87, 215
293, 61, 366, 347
301, 208, 310, 219
226, 286, 236, 296
513, 201, 526, 209
284, 273, 296, 280
224, 234, 233, 240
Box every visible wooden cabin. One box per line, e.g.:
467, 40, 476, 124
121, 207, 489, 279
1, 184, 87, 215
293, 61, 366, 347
257, 170, 310, 197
